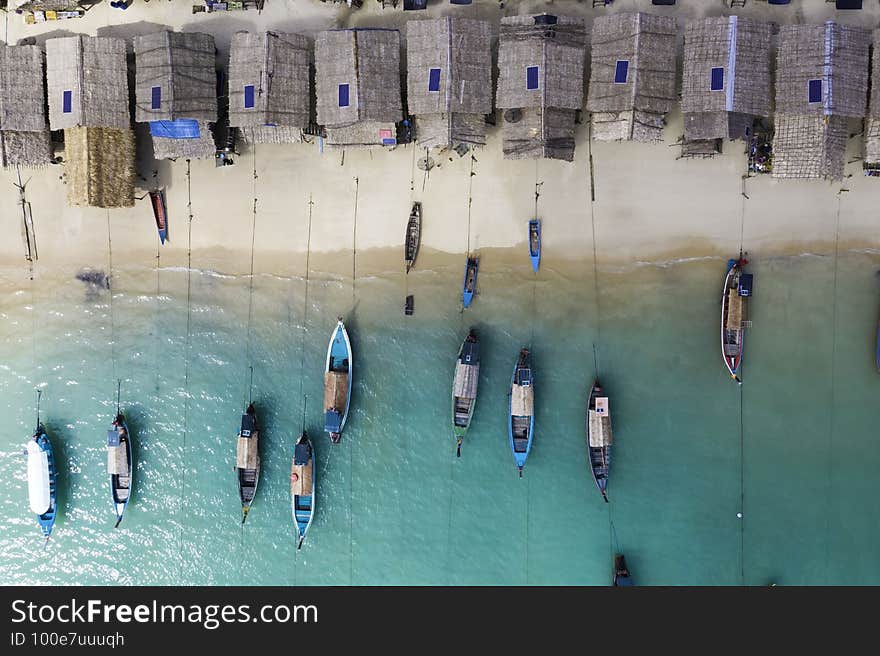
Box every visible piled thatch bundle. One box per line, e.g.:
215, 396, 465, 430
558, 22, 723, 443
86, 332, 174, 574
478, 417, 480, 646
64, 127, 135, 208
681, 16, 773, 142
315, 28, 402, 147
134, 31, 218, 160
0, 44, 51, 167
864, 30, 880, 165
587, 12, 676, 142
406, 17, 493, 150
773, 22, 870, 180
497, 14, 586, 161
46, 35, 130, 130
228, 31, 310, 145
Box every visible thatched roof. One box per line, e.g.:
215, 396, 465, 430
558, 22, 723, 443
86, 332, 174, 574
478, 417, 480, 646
772, 113, 848, 180
46, 35, 130, 130
0, 44, 47, 132
150, 121, 216, 160
64, 127, 135, 208
134, 31, 217, 123
315, 28, 402, 145
681, 16, 773, 141
497, 14, 586, 160
587, 12, 677, 142
776, 22, 870, 119
0, 131, 52, 168
863, 30, 880, 164
228, 31, 310, 142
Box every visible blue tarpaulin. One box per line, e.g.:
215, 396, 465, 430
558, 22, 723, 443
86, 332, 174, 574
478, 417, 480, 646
149, 119, 201, 139
324, 410, 342, 433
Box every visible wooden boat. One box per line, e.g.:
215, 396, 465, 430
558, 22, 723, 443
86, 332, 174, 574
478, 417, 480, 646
324, 318, 353, 443
613, 554, 634, 586
290, 432, 316, 549
508, 348, 535, 476
528, 219, 541, 273
462, 256, 479, 308
451, 329, 480, 457
721, 256, 753, 383
586, 380, 612, 503
27, 423, 57, 541
107, 412, 133, 528
404, 294, 414, 316
236, 403, 260, 524
405, 202, 421, 273
150, 188, 168, 245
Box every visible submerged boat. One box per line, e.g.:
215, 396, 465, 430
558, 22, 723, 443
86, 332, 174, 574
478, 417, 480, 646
107, 412, 133, 528
150, 188, 168, 245
290, 432, 316, 549
508, 348, 535, 476
27, 423, 57, 541
721, 256, 753, 383
451, 329, 480, 457
236, 403, 260, 524
586, 380, 612, 503
528, 219, 541, 272
405, 202, 421, 273
613, 554, 633, 586
462, 256, 479, 308
324, 319, 353, 443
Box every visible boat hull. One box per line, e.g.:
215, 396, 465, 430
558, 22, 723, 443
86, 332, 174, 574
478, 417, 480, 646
451, 331, 480, 447
462, 257, 478, 308
150, 189, 168, 244
28, 429, 57, 539
721, 258, 750, 381
109, 418, 134, 527
324, 320, 353, 442
586, 383, 611, 502
508, 349, 534, 474
405, 202, 421, 273
291, 435, 316, 549
528, 219, 541, 273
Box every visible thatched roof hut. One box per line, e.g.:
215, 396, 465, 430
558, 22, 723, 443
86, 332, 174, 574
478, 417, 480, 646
681, 16, 773, 142
134, 31, 217, 160
587, 12, 676, 142
0, 43, 51, 167
315, 28, 402, 147
497, 14, 586, 161
64, 127, 136, 208
773, 21, 870, 179
406, 17, 493, 150
46, 35, 130, 130
228, 31, 310, 145
863, 30, 880, 166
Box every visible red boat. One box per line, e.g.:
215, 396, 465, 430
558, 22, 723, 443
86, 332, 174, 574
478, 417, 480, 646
150, 189, 168, 244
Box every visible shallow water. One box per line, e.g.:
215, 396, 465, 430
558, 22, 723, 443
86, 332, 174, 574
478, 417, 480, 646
1, 248, 879, 585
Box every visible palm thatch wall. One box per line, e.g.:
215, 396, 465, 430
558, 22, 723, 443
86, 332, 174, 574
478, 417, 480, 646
864, 30, 880, 165
406, 17, 493, 149
228, 31, 310, 144
497, 14, 586, 161
587, 12, 677, 142
315, 29, 402, 147
681, 16, 773, 141
46, 35, 130, 130
64, 127, 135, 208
0, 44, 51, 167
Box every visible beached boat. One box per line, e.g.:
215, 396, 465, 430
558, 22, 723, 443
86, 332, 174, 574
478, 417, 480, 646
290, 432, 316, 549
107, 412, 133, 528
451, 329, 480, 457
509, 348, 535, 476
586, 380, 612, 503
613, 554, 633, 586
405, 202, 421, 273
462, 256, 479, 308
150, 189, 168, 244
528, 219, 541, 272
721, 256, 753, 383
236, 403, 260, 524
324, 319, 353, 443
27, 423, 57, 541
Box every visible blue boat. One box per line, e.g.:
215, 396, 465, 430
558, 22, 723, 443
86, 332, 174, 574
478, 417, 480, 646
721, 256, 752, 383
508, 348, 535, 476
27, 422, 57, 541
324, 319, 353, 443
107, 412, 133, 528
528, 219, 541, 272
586, 381, 612, 503
613, 554, 634, 586
150, 189, 168, 245
462, 256, 479, 308
290, 432, 316, 549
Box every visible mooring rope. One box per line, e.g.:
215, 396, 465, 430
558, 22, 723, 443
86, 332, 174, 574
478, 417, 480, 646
181, 160, 194, 559
245, 147, 258, 405
106, 211, 117, 385
352, 177, 359, 309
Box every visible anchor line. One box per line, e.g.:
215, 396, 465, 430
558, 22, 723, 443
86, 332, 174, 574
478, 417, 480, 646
181, 160, 195, 559
298, 195, 314, 415
245, 147, 258, 405
466, 155, 475, 255
352, 177, 359, 307
106, 211, 117, 384
739, 384, 745, 585
825, 196, 842, 585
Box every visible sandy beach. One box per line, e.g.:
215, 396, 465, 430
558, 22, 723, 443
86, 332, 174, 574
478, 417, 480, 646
0, 0, 878, 289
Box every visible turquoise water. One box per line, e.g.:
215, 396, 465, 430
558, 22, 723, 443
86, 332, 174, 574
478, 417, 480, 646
2, 247, 880, 585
